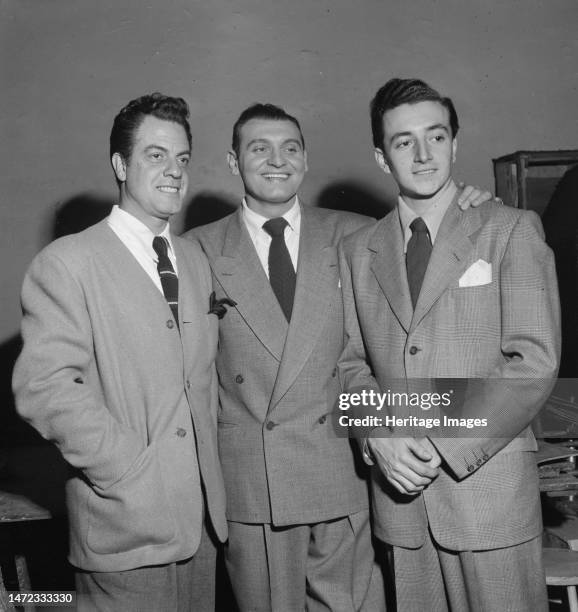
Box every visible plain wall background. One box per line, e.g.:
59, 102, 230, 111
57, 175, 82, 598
2, 0, 578, 343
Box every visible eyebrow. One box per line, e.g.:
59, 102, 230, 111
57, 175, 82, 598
426, 123, 450, 133
143, 144, 191, 156
245, 138, 303, 148
390, 123, 450, 142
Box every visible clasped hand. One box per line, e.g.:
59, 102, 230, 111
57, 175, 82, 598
367, 436, 442, 495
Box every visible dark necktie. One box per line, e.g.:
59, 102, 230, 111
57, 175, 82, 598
262, 217, 296, 321
152, 236, 179, 328
406, 217, 432, 308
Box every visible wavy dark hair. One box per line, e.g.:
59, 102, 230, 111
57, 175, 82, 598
231, 103, 304, 156
110, 93, 192, 163
370, 78, 459, 150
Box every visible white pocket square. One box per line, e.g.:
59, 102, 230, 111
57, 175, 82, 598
458, 259, 492, 287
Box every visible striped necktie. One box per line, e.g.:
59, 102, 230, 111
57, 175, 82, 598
262, 217, 296, 322
152, 236, 179, 328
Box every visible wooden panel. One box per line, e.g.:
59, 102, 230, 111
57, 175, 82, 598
493, 150, 578, 215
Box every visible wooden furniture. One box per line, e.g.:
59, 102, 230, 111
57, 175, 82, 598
493, 150, 578, 215
0, 490, 51, 612
537, 440, 578, 504
544, 548, 578, 612
547, 518, 578, 553
539, 440, 578, 611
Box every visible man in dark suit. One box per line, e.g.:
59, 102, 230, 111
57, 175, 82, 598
13, 94, 227, 611
188, 103, 493, 611
338, 78, 560, 611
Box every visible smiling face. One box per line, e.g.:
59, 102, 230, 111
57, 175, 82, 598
375, 100, 457, 209
228, 118, 308, 218
112, 115, 191, 233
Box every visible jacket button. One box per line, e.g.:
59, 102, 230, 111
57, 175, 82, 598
186, 380, 191, 389
167, 319, 174, 329
409, 346, 419, 355
176, 428, 187, 438
266, 421, 277, 431
467, 464, 475, 472
331, 368, 337, 378
235, 374, 244, 384
318, 415, 327, 424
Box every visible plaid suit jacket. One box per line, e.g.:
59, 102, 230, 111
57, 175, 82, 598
338, 198, 561, 550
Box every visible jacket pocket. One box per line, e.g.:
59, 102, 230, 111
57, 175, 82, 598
86, 440, 176, 555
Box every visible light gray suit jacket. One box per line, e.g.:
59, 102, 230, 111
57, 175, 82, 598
13, 220, 227, 572
188, 205, 372, 525
339, 199, 560, 550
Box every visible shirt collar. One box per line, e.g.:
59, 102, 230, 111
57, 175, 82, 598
398, 180, 458, 251
108, 205, 175, 255
241, 196, 301, 236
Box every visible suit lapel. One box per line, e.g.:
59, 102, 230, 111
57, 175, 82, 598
369, 210, 413, 333
411, 198, 480, 330
270, 207, 338, 408
213, 210, 287, 362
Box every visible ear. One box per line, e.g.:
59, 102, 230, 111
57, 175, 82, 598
112, 153, 127, 182
227, 151, 240, 176
452, 138, 457, 163
374, 148, 391, 174
303, 149, 309, 173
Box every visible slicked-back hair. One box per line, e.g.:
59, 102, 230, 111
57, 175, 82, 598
110, 93, 192, 164
370, 78, 459, 150
231, 103, 305, 156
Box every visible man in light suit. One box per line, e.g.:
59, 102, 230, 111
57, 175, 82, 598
13, 94, 227, 611
338, 78, 560, 611
188, 103, 493, 611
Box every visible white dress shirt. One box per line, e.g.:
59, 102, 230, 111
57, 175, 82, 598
241, 197, 301, 277
107, 205, 177, 295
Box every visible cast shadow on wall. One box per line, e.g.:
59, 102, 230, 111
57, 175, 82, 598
52, 193, 115, 239
183, 190, 237, 231
316, 180, 396, 219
